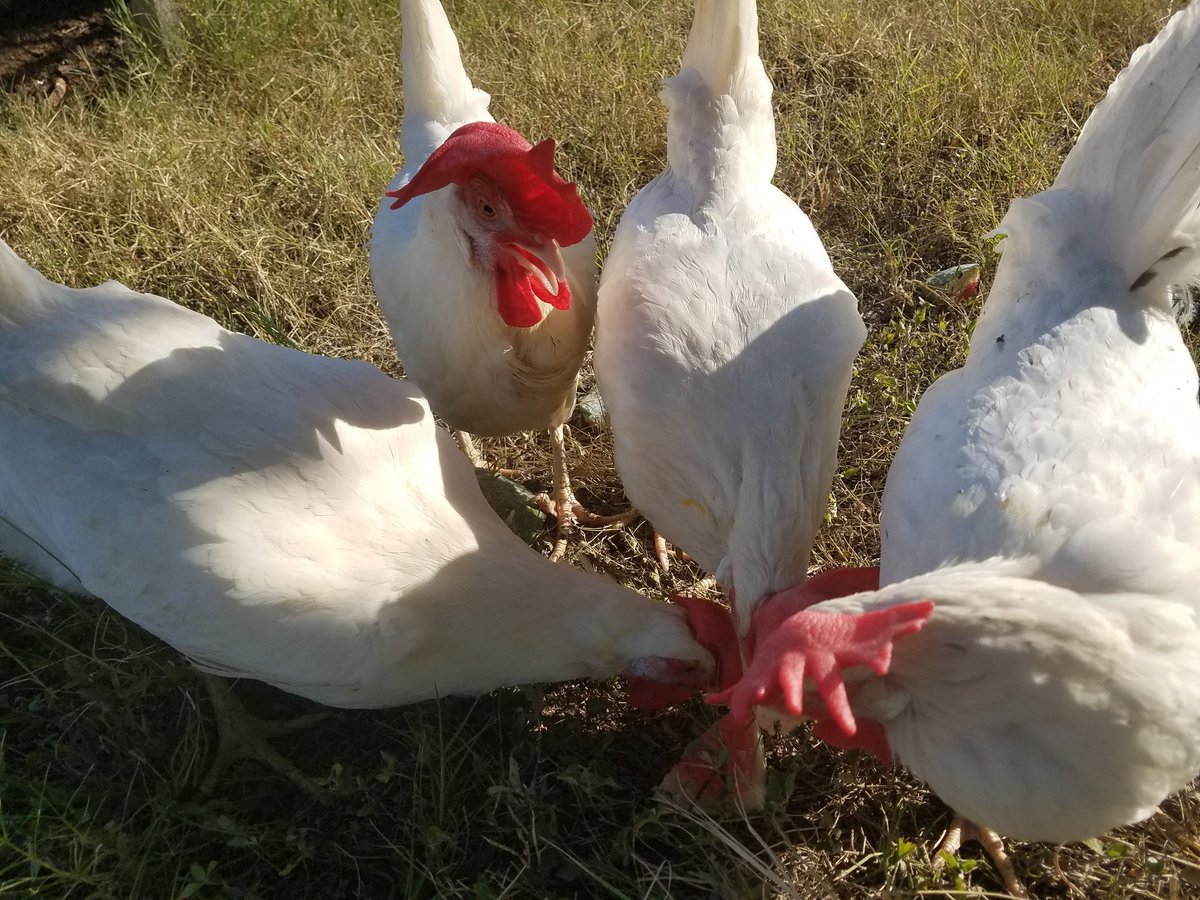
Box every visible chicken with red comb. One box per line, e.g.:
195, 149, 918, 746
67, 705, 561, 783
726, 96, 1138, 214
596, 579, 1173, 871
384, 123, 592, 330
371, 0, 635, 560
702, 7, 1200, 897
594, 0, 865, 631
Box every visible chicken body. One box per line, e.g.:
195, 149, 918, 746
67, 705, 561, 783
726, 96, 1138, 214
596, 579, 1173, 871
0, 239, 709, 710
720, 2, 1200, 845
595, 0, 865, 631
369, 0, 612, 560
372, 182, 594, 437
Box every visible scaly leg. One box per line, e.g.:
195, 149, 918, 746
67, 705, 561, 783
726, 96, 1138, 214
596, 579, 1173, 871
455, 429, 520, 477
455, 430, 485, 467
537, 424, 639, 561
199, 674, 331, 801
653, 532, 697, 574
933, 813, 1029, 899
654, 531, 672, 573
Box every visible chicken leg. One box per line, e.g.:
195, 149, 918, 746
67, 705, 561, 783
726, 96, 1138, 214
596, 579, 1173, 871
455, 430, 520, 477
933, 813, 1029, 899
537, 423, 640, 561
199, 674, 331, 801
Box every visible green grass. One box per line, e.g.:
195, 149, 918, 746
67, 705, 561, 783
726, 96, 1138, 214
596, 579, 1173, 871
2, 0, 1199, 896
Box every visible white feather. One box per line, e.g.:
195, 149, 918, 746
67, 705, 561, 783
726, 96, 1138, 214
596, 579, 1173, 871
809, 4, 1200, 842
369, 0, 596, 437
0, 240, 709, 707
595, 0, 865, 632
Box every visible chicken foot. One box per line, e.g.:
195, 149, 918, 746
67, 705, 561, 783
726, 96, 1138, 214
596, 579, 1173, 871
933, 813, 1029, 899
537, 423, 640, 561
199, 674, 332, 801
652, 532, 697, 574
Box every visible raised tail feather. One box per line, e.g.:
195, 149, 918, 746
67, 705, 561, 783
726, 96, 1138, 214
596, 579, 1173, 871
996, 4, 1200, 303
680, 0, 761, 101
398, 0, 492, 163
664, 0, 776, 191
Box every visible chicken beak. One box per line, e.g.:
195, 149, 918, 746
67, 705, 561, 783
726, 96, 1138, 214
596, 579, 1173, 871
503, 238, 567, 297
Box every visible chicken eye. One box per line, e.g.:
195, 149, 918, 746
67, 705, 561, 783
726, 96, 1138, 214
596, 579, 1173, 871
477, 198, 497, 219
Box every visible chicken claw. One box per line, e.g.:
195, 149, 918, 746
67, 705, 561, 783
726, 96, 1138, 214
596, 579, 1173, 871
934, 813, 1030, 899
200, 675, 332, 801
536, 423, 639, 561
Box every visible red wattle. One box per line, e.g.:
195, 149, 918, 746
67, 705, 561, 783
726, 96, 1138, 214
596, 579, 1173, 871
813, 716, 893, 766
494, 265, 545, 328
531, 275, 571, 310
494, 259, 573, 327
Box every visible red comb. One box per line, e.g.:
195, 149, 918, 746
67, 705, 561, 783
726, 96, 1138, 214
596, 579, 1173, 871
626, 595, 740, 710
659, 713, 766, 810
751, 567, 881, 650
707, 601, 934, 734
676, 594, 743, 691
385, 122, 593, 246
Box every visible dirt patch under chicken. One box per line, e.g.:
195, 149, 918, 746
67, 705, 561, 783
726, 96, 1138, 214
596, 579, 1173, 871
0, 0, 122, 101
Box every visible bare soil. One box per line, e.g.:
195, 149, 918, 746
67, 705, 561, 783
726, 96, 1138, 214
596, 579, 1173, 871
0, 0, 121, 100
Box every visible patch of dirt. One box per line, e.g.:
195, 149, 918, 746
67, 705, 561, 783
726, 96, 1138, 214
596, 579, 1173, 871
0, 0, 122, 101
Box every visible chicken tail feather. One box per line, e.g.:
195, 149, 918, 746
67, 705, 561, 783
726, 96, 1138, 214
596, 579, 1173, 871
663, 0, 775, 192
398, 0, 492, 163
991, 5, 1200, 309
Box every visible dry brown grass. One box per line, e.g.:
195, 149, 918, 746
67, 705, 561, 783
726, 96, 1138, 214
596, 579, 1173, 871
1, 0, 1199, 897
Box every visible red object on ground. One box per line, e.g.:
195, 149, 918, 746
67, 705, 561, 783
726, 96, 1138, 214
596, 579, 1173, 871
659, 712, 765, 808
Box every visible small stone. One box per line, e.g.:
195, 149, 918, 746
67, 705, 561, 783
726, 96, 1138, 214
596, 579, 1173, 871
474, 469, 548, 546
575, 388, 608, 428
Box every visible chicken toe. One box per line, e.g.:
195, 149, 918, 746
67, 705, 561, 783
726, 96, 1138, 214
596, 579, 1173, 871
537, 423, 639, 561
933, 813, 1029, 899
199, 674, 332, 801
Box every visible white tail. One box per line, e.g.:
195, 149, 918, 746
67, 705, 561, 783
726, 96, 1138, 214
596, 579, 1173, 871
680, 0, 761, 100
663, 0, 776, 192
995, 5, 1200, 305
398, 0, 492, 163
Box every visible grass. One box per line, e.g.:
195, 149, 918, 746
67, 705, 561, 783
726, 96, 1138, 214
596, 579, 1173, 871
1, 0, 1199, 896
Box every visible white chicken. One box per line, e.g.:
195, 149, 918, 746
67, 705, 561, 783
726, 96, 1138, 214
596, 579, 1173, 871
714, 4, 1200, 894
0, 239, 712, 793
370, 0, 629, 561
594, 0, 866, 631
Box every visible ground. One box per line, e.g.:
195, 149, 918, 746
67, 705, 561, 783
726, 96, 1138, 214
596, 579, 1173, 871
0, 0, 121, 100
0, 0, 1198, 898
